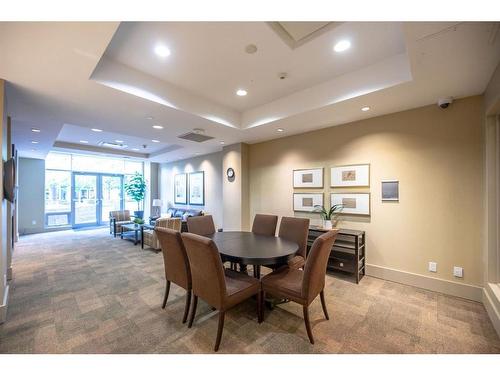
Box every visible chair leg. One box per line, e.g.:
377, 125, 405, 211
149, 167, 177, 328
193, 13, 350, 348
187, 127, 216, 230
162, 280, 171, 309
188, 295, 198, 328
182, 290, 192, 324
320, 290, 329, 320
214, 311, 225, 352
303, 305, 314, 344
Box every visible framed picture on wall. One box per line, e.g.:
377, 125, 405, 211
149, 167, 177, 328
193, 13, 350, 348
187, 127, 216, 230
188, 171, 205, 205
293, 193, 323, 212
331, 164, 370, 187
382, 180, 399, 201
331, 193, 370, 215
174, 173, 187, 205
293, 168, 323, 188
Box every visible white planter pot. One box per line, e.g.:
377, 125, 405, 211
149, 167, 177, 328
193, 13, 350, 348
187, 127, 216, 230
323, 220, 333, 230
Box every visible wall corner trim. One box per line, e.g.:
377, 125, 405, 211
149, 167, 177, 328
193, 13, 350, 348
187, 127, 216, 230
483, 283, 500, 337
366, 264, 483, 302
0, 284, 10, 324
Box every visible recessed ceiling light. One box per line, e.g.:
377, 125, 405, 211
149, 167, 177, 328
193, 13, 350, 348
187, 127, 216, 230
236, 89, 247, 96
91, 128, 102, 132
79, 140, 89, 144
152, 125, 164, 129
132, 148, 140, 151
154, 44, 171, 58
277, 128, 284, 133
152, 139, 160, 143
361, 106, 371, 112
31, 149, 36, 152
31, 140, 38, 144
115, 140, 124, 143
220, 140, 225, 145
146, 116, 154, 120
333, 40, 351, 53
31, 128, 40, 133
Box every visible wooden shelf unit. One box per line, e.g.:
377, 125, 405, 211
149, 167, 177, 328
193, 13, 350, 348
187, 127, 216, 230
307, 227, 366, 284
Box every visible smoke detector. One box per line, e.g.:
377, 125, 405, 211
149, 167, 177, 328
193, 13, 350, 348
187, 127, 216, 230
278, 72, 288, 80
245, 44, 258, 54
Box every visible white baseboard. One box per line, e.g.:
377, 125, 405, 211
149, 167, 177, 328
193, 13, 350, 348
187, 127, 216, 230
0, 284, 10, 324
483, 283, 500, 337
366, 264, 483, 302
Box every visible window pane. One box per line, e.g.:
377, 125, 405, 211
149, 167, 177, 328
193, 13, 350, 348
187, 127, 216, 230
124, 161, 143, 175
72, 154, 125, 174
45, 170, 71, 215
46, 152, 71, 170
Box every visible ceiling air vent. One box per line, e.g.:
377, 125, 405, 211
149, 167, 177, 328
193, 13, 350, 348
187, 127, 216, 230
178, 129, 214, 143
98, 141, 128, 149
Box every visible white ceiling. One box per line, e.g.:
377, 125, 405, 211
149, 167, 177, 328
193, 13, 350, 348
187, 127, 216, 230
0, 21, 499, 162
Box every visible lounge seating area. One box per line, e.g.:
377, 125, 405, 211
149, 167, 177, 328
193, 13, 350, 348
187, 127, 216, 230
1, 7, 500, 372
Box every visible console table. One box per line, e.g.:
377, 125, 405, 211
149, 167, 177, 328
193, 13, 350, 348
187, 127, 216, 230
307, 226, 366, 283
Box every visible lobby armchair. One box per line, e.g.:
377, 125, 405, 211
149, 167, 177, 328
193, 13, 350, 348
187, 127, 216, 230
143, 217, 182, 250
109, 210, 133, 237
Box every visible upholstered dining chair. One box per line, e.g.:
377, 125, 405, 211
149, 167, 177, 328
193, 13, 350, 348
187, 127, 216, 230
187, 215, 216, 236
181, 232, 261, 352
109, 210, 133, 237
260, 229, 339, 344
143, 217, 182, 250
251, 214, 279, 236
155, 227, 192, 324
278, 216, 310, 269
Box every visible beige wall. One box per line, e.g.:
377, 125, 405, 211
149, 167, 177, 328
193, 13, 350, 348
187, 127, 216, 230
249, 96, 484, 287
159, 151, 223, 229
18, 157, 46, 235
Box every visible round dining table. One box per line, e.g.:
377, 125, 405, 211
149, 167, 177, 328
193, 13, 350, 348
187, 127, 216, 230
207, 231, 299, 278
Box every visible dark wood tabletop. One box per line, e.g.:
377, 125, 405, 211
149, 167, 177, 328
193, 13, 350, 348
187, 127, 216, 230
207, 231, 299, 266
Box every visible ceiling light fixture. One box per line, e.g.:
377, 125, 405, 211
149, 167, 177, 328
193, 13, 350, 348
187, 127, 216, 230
277, 128, 284, 133
220, 141, 225, 145
31, 140, 39, 144
115, 140, 124, 143
333, 40, 351, 52
31, 149, 36, 152
132, 148, 140, 151
91, 128, 102, 132
79, 140, 89, 144
152, 125, 164, 129
31, 128, 41, 133
146, 116, 154, 120
236, 89, 247, 96
361, 106, 371, 112
154, 44, 171, 58
152, 139, 160, 143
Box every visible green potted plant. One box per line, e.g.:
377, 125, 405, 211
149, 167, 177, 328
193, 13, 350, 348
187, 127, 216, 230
124, 172, 147, 219
314, 204, 343, 229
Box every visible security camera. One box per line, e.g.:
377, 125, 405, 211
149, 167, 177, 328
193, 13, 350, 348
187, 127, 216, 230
438, 97, 453, 109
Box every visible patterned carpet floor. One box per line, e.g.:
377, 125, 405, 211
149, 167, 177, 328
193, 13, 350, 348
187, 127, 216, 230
0, 228, 499, 354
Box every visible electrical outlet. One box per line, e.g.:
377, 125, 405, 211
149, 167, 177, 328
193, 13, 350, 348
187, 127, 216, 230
428, 262, 437, 273
453, 266, 463, 278
31, 220, 36, 225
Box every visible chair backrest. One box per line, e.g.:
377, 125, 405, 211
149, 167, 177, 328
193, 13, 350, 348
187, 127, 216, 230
109, 210, 130, 221
156, 217, 181, 232
187, 215, 216, 236
155, 227, 191, 290
181, 232, 226, 308
278, 217, 310, 258
252, 214, 278, 236
302, 230, 338, 303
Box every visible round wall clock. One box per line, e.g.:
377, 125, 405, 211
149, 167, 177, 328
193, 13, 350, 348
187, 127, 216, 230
226, 167, 235, 180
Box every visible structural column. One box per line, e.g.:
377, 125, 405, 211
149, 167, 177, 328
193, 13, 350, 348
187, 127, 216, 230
222, 143, 249, 231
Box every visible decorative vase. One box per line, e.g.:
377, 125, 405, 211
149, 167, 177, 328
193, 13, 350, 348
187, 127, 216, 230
323, 220, 333, 230
134, 210, 144, 219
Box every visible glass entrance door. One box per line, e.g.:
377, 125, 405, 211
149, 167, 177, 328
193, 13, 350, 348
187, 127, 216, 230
73, 173, 98, 227
101, 175, 123, 223
72, 173, 124, 228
